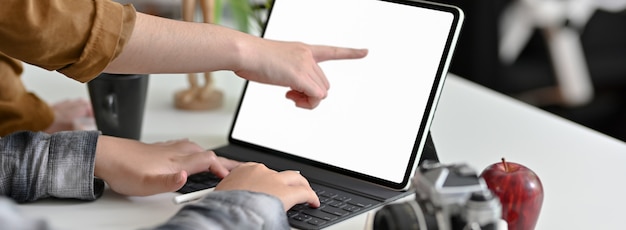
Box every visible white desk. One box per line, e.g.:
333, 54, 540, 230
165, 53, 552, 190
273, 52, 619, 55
18, 64, 626, 230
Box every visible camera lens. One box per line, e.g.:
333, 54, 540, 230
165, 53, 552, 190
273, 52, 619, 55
373, 200, 438, 230
373, 202, 420, 230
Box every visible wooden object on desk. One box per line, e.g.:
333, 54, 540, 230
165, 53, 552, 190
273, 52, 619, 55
174, 0, 224, 111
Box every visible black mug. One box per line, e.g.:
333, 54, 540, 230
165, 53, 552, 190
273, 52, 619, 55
87, 73, 149, 140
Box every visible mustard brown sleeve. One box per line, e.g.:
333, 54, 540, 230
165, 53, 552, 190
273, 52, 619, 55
0, 0, 136, 83
0, 53, 54, 136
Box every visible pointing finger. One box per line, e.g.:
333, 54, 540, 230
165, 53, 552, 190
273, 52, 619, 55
312, 46, 368, 62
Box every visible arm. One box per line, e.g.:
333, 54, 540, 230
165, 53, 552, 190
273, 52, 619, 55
1, 0, 366, 109
0, 132, 312, 205
107, 12, 367, 109
0, 0, 135, 82
0, 185, 291, 230
0, 187, 290, 230
0, 53, 55, 136
0, 130, 241, 201
0, 133, 311, 229
0, 131, 103, 203
154, 163, 319, 230
155, 191, 290, 230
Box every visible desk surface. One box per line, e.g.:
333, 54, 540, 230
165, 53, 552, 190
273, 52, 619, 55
18, 65, 626, 230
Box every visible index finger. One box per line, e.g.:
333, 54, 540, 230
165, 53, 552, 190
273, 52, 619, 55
312, 46, 368, 62
216, 156, 242, 171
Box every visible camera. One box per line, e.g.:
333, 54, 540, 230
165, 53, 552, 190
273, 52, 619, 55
373, 161, 507, 230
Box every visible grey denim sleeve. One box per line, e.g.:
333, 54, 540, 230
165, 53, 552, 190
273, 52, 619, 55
0, 131, 103, 203
154, 190, 291, 230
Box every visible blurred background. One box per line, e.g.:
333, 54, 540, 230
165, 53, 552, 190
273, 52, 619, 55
121, 0, 626, 142
432, 0, 626, 142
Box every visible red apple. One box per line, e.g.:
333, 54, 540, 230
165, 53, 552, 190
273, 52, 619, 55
480, 158, 543, 230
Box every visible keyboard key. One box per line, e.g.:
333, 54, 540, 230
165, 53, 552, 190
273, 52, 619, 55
292, 213, 312, 222
342, 205, 361, 212
321, 206, 349, 216
302, 209, 338, 221
328, 200, 346, 208
287, 210, 300, 218
306, 218, 327, 226
346, 199, 373, 208
291, 203, 308, 211
320, 192, 337, 198
319, 197, 333, 204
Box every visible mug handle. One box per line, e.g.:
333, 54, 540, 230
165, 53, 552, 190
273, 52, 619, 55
104, 93, 119, 122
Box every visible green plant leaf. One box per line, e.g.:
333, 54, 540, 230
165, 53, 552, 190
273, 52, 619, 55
213, 0, 223, 24
229, 0, 252, 33
210, 0, 273, 34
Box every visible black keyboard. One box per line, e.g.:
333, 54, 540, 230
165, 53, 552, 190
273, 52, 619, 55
177, 173, 380, 229
288, 183, 378, 229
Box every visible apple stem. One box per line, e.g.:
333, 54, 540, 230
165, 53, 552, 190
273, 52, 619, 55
501, 157, 509, 172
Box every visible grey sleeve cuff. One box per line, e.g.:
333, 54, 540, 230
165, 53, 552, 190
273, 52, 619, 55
0, 131, 102, 203
155, 190, 290, 230
47, 131, 102, 201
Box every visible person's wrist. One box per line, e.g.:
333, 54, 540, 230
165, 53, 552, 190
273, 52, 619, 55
229, 36, 249, 73
231, 32, 264, 74
93, 135, 112, 180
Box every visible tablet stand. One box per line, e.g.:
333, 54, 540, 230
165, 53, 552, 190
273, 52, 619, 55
418, 131, 439, 165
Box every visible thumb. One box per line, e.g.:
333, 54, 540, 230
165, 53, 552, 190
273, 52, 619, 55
157, 170, 188, 193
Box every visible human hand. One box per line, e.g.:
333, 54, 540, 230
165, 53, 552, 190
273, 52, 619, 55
45, 98, 94, 133
94, 136, 240, 196
234, 40, 368, 109
215, 162, 320, 211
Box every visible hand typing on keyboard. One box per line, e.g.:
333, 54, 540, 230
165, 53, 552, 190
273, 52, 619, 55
215, 162, 320, 211
94, 137, 240, 196
287, 183, 376, 229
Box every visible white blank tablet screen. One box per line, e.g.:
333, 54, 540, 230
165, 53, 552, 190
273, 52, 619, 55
231, 0, 456, 184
